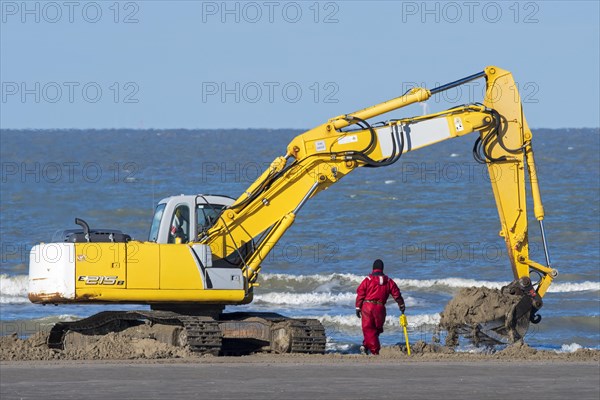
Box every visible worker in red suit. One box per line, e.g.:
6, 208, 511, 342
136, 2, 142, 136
355, 259, 405, 355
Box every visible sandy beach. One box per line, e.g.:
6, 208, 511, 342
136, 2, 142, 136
2, 330, 599, 399
2, 357, 599, 400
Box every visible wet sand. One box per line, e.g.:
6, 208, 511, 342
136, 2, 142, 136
2, 358, 599, 400
2, 331, 599, 399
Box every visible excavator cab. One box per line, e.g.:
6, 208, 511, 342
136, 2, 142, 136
148, 194, 234, 244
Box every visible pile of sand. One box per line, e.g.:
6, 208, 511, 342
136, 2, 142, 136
380, 340, 455, 357
439, 286, 526, 346
1, 332, 598, 362
0, 332, 59, 361
0, 324, 190, 361
378, 340, 599, 361
492, 340, 599, 361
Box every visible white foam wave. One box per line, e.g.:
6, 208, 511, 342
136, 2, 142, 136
0, 274, 28, 296
308, 313, 441, 329
261, 273, 600, 293
254, 291, 419, 307
0, 273, 29, 304
261, 273, 506, 289
547, 282, 600, 293
397, 277, 508, 290
0, 296, 30, 304
261, 272, 363, 285
398, 278, 600, 293
556, 343, 583, 353
325, 340, 353, 352
35, 314, 79, 323
254, 292, 355, 306
7, 314, 81, 325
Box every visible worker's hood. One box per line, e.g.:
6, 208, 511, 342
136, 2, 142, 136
369, 271, 388, 286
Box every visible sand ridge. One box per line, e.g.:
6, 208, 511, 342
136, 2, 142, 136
2, 287, 597, 363
1, 327, 598, 362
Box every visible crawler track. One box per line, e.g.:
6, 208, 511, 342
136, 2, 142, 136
48, 311, 325, 356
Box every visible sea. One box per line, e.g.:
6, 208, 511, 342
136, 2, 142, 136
1, 128, 598, 353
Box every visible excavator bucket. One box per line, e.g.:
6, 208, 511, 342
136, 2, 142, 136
439, 281, 540, 346
475, 297, 533, 344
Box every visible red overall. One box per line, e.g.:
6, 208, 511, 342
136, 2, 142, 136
355, 270, 404, 355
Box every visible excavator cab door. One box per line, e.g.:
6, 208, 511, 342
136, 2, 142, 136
168, 204, 191, 244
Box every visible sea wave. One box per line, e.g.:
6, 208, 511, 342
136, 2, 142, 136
254, 292, 355, 306
254, 292, 419, 307
0, 274, 28, 296
1, 273, 598, 305
0, 314, 79, 325
260, 273, 600, 293
556, 343, 584, 353
309, 313, 441, 329
0, 274, 29, 304
325, 339, 354, 353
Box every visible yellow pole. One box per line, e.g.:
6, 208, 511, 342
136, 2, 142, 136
400, 313, 411, 356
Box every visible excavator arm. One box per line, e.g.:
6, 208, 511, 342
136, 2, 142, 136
201, 66, 557, 307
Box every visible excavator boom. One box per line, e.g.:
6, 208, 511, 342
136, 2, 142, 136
203, 66, 557, 299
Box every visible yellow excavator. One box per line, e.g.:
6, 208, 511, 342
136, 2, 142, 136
28, 66, 557, 354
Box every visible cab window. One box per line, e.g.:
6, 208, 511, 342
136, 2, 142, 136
197, 204, 226, 234
148, 203, 166, 242
168, 205, 190, 244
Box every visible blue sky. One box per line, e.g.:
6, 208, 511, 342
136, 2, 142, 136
1, 0, 599, 129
